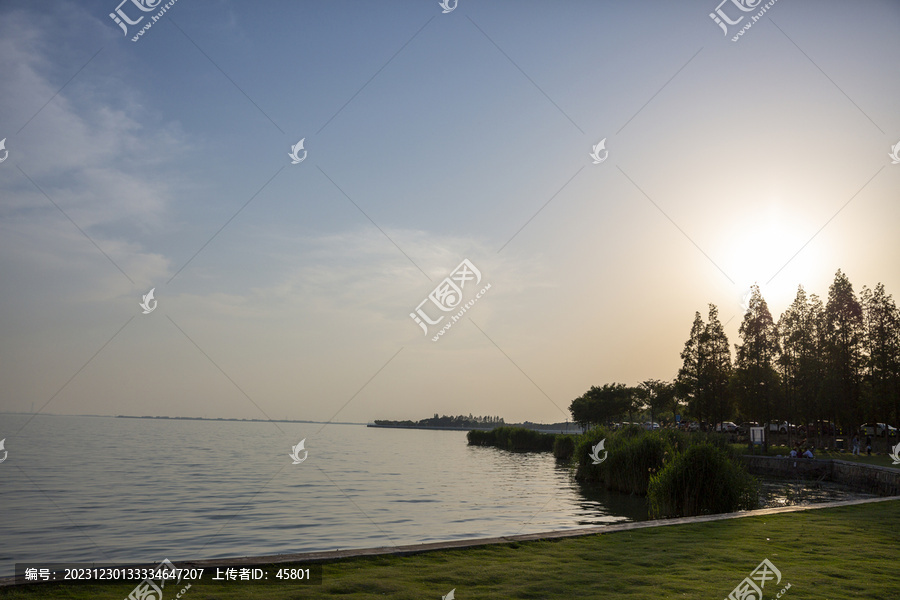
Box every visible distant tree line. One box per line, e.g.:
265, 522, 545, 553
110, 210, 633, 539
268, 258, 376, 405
570, 270, 900, 446
375, 414, 504, 428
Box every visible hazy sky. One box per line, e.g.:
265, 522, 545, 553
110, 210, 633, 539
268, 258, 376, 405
1, 0, 898, 425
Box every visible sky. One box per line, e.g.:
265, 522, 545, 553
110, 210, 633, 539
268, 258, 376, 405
1, 0, 898, 425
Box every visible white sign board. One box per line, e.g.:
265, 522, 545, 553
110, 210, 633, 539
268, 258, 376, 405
750, 427, 765, 445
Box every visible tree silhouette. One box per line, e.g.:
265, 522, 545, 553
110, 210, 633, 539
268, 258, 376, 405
860, 283, 900, 426
777, 286, 826, 435
733, 284, 781, 449
639, 379, 676, 428
676, 305, 732, 429
823, 270, 865, 433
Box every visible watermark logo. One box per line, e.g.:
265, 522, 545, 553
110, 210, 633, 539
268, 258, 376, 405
439, 0, 457, 14
110, 0, 161, 35
709, 0, 759, 35
709, 0, 778, 42
289, 439, 308, 464
589, 439, 607, 464
442, 589, 456, 600
738, 284, 768, 315
590, 138, 608, 164
890, 442, 900, 465
725, 558, 789, 600
0, 138, 8, 163
110, 0, 181, 42
409, 259, 491, 342
0, 439, 7, 464
124, 558, 183, 600
739, 288, 753, 313
140, 288, 157, 314
289, 139, 307, 164
889, 141, 900, 164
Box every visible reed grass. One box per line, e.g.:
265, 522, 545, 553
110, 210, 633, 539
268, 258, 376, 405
648, 442, 758, 517
466, 426, 556, 452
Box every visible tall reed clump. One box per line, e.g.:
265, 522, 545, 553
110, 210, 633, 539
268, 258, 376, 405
553, 435, 576, 461
467, 426, 556, 452
573, 427, 740, 496
647, 442, 759, 518
572, 427, 609, 483
466, 429, 495, 446
573, 427, 672, 495
600, 433, 671, 495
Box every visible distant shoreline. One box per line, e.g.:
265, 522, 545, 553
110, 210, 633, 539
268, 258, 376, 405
367, 422, 585, 434
0, 412, 364, 425
1, 412, 582, 432
367, 423, 495, 431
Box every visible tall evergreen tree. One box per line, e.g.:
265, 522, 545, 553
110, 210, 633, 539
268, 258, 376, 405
733, 285, 781, 448
706, 304, 734, 423
704, 304, 734, 428
823, 270, 865, 433
809, 293, 829, 429
677, 312, 708, 424
676, 305, 732, 428
860, 283, 900, 425
777, 286, 826, 432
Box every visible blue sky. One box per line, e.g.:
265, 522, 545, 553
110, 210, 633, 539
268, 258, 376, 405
1, 0, 898, 424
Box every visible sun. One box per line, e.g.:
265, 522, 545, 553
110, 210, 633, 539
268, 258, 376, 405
722, 199, 815, 316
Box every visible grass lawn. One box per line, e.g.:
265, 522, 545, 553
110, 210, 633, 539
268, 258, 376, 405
2, 499, 899, 599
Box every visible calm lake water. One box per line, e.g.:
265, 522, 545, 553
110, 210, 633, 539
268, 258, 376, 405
0, 415, 648, 577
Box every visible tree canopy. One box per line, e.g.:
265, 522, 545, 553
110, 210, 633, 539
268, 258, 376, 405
570, 270, 900, 437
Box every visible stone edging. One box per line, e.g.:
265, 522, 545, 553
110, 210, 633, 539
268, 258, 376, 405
742, 455, 900, 495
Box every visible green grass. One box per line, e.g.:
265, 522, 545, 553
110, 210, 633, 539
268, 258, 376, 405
4, 500, 899, 599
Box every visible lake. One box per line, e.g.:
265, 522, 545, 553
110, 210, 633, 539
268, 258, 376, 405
0, 415, 648, 577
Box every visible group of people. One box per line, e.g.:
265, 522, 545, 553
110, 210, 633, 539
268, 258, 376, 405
850, 434, 873, 456
788, 444, 814, 459
788, 435, 874, 458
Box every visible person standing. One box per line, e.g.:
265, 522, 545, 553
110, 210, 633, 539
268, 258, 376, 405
851, 434, 860, 456
865, 434, 872, 456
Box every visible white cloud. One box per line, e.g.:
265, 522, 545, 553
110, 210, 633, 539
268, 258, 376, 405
0, 4, 190, 297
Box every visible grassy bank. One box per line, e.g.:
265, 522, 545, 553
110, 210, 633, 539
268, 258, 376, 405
4, 500, 898, 599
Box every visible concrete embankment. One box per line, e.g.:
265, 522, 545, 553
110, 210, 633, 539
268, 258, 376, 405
743, 456, 900, 496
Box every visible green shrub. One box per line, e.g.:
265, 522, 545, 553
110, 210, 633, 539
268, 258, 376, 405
573, 427, 669, 494
600, 433, 671, 495
553, 435, 576, 461
473, 426, 755, 519
648, 442, 759, 518
467, 429, 495, 446
572, 427, 610, 481
467, 426, 556, 452
572, 428, 740, 496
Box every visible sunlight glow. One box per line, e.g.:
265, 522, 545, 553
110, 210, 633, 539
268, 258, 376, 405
724, 198, 810, 316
